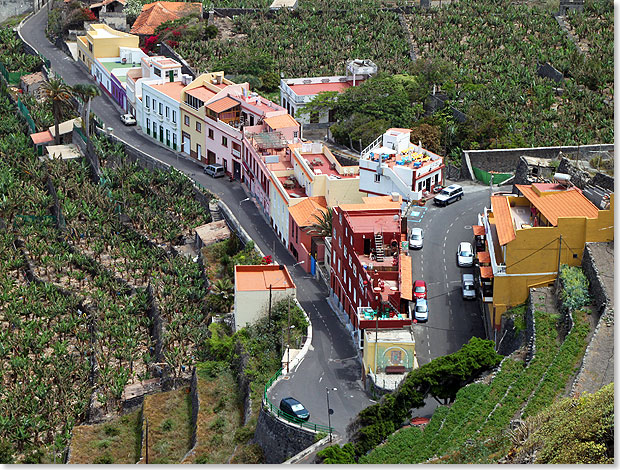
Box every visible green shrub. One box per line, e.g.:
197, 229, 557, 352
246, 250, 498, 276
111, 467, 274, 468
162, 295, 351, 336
559, 265, 590, 312
93, 453, 114, 464
316, 443, 356, 464
103, 424, 120, 437
160, 418, 174, 432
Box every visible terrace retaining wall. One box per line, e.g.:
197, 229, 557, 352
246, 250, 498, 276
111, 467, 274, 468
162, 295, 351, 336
254, 407, 316, 464
461, 144, 614, 180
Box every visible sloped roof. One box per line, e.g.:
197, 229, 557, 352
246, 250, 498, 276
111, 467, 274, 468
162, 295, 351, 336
185, 86, 216, 103
264, 113, 299, 130
20, 72, 45, 86
472, 225, 485, 236
288, 196, 327, 228
490, 196, 516, 246
516, 184, 599, 226
30, 130, 53, 145
206, 96, 239, 113
130, 1, 202, 35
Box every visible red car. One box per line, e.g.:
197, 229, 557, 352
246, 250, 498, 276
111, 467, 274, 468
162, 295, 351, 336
413, 280, 427, 299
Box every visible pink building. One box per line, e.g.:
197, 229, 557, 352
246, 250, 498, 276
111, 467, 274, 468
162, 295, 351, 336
287, 196, 328, 274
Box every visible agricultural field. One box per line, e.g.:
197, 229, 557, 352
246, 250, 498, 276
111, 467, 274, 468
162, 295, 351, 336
404, 0, 613, 148
174, 0, 412, 79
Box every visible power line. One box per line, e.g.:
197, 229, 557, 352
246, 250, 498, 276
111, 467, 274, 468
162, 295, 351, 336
505, 236, 560, 271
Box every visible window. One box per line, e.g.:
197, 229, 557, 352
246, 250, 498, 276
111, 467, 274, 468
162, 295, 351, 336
159, 103, 163, 115
353, 264, 357, 276
293, 131, 298, 138
345, 227, 348, 238
88, 41, 93, 52
344, 246, 347, 258
222, 136, 228, 147
152, 99, 156, 111
339, 213, 342, 224
349, 255, 352, 267
153, 67, 161, 77
375, 174, 381, 183
173, 133, 177, 149
165, 106, 169, 118
338, 258, 341, 273
184, 115, 189, 126
146, 118, 150, 133
196, 121, 201, 132
172, 110, 176, 123
339, 236, 342, 248
146, 96, 150, 108
208, 128, 214, 140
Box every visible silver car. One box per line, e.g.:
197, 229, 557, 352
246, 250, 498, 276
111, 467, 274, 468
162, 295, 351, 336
457, 241, 474, 267
462, 274, 476, 300
414, 298, 428, 322
409, 228, 424, 249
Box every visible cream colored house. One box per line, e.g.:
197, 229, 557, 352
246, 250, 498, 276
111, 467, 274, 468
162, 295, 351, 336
233, 265, 296, 331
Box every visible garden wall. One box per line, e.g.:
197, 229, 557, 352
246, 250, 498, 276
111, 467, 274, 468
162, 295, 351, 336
461, 144, 614, 180
159, 42, 196, 79
254, 407, 316, 464
497, 295, 535, 358
580, 243, 612, 319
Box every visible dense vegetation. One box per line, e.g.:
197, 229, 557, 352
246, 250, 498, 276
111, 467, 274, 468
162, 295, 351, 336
317, 337, 502, 463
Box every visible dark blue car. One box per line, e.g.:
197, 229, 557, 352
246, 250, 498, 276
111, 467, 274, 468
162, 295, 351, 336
279, 397, 310, 421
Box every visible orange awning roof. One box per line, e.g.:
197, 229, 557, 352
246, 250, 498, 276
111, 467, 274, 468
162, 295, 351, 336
400, 253, 413, 301
30, 130, 53, 145
491, 196, 516, 246
477, 251, 491, 263
206, 96, 239, 113
480, 266, 494, 279
516, 184, 599, 226
264, 114, 299, 130
473, 225, 485, 236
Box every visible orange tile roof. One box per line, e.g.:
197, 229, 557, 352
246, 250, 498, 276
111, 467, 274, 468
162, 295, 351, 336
30, 130, 53, 145
149, 81, 185, 102
340, 196, 401, 212
480, 266, 494, 279
288, 81, 352, 96
288, 196, 327, 228
185, 86, 216, 103
491, 196, 516, 246
126, 68, 143, 83
130, 1, 202, 35
206, 96, 239, 113
400, 253, 412, 301
516, 184, 599, 226
387, 127, 412, 134
473, 225, 485, 236
235, 265, 295, 291
264, 114, 299, 130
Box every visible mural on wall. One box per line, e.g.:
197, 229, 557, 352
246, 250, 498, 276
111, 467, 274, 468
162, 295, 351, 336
378, 345, 413, 371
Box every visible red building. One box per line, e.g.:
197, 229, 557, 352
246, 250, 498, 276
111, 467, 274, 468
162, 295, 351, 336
287, 196, 328, 274
330, 195, 413, 345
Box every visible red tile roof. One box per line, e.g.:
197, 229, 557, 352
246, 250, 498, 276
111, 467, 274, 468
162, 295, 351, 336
477, 251, 491, 264
264, 113, 299, 130
235, 265, 295, 291
130, 1, 202, 35
491, 196, 516, 246
30, 130, 53, 145
472, 225, 485, 236
516, 184, 599, 226
288, 81, 352, 96
206, 96, 239, 113
288, 196, 327, 228
480, 266, 494, 279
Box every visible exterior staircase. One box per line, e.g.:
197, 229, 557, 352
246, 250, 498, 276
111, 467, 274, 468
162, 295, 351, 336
374, 233, 384, 262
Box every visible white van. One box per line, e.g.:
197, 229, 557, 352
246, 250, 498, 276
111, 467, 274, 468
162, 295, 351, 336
434, 184, 463, 206
203, 163, 225, 178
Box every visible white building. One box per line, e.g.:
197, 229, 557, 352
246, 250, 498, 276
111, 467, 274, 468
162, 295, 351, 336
359, 128, 445, 202
233, 265, 296, 331
279, 59, 377, 125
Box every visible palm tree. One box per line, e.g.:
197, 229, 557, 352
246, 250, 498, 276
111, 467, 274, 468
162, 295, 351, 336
211, 278, 234, 311
72, 83, 100, 137
40, 78, 74, 145
305, 207, 333, 238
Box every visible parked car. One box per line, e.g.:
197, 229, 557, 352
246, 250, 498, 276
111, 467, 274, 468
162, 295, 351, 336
413, 280, 427, 299
409, 227, 424, 249
279, 397, 310, 421
414, 298, 429, 322
434, 184, 463, 206
457, 241, 474, 267
462, 273, 476, 300
120, 113, 136, 126
203, 163, 225, 178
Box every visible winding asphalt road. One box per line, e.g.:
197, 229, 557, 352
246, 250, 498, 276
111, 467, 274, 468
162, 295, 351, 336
18, 8, 497, 434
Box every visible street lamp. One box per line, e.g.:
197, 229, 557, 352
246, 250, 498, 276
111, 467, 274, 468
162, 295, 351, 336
239, 197, 250, 208
326, 387, 337, 442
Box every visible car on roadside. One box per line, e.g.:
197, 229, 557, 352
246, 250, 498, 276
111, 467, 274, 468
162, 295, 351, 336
434, 184, 463, 206
462, 273, 476, 300
279, 397, 310, 421
413, 280, 427, 300
409, 227, 424, 249
413, 298, 429, 323
120, 113, 136, 126
457, 241, 474, 267
203, 163, 225, 178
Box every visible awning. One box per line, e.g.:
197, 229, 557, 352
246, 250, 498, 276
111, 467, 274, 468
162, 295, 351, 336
399, 253, 413, 301
473, 225, 485, 236
30, 130, 53, 145
480, 266, 494, 279
477, 251, 491, 264
372, 146, 396, 155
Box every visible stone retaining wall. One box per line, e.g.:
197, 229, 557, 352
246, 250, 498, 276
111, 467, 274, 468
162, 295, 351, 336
254, 407, 316, 464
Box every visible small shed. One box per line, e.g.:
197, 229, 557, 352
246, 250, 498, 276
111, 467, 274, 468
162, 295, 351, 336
195, 220, 231, 249
40, 143, 82, 161
20, 72, 46, 99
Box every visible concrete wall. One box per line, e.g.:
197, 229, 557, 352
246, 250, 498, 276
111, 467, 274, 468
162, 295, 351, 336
234, 287, 296, 331
254, 407, 316, 464
462, 144, 614, 180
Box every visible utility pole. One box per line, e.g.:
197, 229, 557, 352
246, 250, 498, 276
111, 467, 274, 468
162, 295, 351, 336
375, 310, 379, 374
268, 284, 272, 324
287, 296, 291, 373
555, 235, 562, 291
145, 417, 149, 464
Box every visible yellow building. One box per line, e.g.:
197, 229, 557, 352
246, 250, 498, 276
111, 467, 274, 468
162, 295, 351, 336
362, 328, 416, 391
76, 24, 139, 70
477, 182, 614, 331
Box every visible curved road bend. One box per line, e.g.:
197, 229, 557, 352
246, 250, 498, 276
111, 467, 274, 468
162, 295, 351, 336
19, 7, 371, 434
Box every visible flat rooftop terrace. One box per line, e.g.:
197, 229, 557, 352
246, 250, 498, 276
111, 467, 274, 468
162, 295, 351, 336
300, 152, 357, 178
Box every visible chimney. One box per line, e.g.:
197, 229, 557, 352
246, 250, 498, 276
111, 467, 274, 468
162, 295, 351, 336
391, 192, 399, 202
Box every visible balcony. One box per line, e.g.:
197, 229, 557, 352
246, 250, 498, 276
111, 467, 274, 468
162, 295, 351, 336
144, 107, 151, 115
357, 305, 411, 330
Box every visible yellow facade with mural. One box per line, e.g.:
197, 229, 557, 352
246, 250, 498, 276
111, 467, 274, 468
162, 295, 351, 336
482, 184, 613, 329
362, 329, 416, 375
76, 24, 139, 70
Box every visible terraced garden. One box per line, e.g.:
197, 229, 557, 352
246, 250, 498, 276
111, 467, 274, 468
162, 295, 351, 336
360, 287, 593, 464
